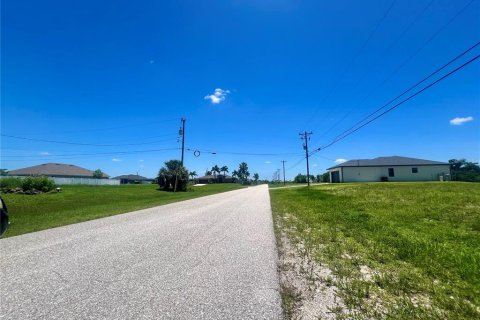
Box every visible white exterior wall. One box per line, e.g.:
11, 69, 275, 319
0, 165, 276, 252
332, 165, 450, 182
51, 177, 120, 185
3, 176, 120, 186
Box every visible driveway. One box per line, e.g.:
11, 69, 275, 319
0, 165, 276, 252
0, 185, 282, 319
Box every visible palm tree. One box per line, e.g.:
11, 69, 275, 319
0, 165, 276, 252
158, 160, 188, 192
238, 162, 250, 185
206, 170, 212, 176
221, 166, 229, 178
189, 171, 197, 183
211, 165, 220, 181
232, 170, 238, 180
253, 173, 259, 185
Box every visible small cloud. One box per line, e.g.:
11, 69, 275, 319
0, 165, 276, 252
204, 88, 230, 104
139, 159, 144, 162
265, 161, 271, 164
450, 116, 473, 125
149, 60, 155, 64
313, 163, 318, 167
39, 151, 50, 156
112, 158, 122, 162
139, 164, 144, 168
335, 158, 347, 164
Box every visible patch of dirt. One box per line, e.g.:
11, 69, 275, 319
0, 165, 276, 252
276, 221, 348, 319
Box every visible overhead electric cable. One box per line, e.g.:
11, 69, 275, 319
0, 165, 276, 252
16, 117, 181, 135
319, 0, 476, 138
331, 41, 480, 141
0, 147, 181, 159
305, 0, 397, 126
186, 148, 303, 157
311, 52, 480, 155
1, 134, 177, 147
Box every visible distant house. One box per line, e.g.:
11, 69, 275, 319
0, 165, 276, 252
113, 174, 153, 184
327, 156, 450, 183
8, 163, 110, 179
197, 174, 235, 184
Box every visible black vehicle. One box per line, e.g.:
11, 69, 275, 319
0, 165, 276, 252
0, 196, 9, 237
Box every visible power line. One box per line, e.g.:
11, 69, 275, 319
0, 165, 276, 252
0, 147, 181, 159
317, 0, 435, 137
286, 156, 306, 171
331, 41, 480, 142
311, 51, 480, 155
319, 0, 476, 138
13, 117, 181, 135
1, 134, 177, 147
305, 0, 397, 126
185, 148, 303, 157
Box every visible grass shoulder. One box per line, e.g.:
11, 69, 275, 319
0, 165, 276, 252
270, 182, 480, 319
2, 183, 243, 238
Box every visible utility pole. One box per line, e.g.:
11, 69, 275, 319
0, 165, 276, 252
281, 160, 287, 186
299, 131, 313, 187
180, 118, 186, 166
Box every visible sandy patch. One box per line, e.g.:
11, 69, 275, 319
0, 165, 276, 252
277, 226, 348, 319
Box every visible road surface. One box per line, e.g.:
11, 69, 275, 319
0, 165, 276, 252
0, 185, 282, 319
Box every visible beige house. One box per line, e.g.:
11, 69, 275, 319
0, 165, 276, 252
327, 156, 450, 183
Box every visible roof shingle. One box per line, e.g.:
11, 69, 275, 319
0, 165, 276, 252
8, 163, 109, 178
327, 156, 448, 170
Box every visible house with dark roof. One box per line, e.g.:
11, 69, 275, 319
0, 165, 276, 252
112, 174, 153, 184
8, 163, 109, 178
197, 174, 235, 184
327, 156, 450, 183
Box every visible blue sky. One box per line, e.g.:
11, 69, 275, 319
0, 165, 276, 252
2, 0, 479, 180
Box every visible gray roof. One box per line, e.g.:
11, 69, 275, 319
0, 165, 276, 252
8, 163, 109, 178
197, 175, 233, 180
113, 174, 151, 181
327, 156, 449, 170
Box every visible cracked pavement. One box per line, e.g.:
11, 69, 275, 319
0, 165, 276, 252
0, 185, 282, 319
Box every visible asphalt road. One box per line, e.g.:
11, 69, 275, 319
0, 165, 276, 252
0, 185, 282, 319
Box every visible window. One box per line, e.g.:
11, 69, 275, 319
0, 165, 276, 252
412, 167, 418, 173
388, 168, 395, 177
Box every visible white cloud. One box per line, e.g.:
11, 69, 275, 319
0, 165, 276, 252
139, 164, 144, 168
313, 163, 318, 167
112, 158, 122, 162
139, 159, 144, 162
149, 60, 155, 64
204, 88, 230, 104
450, 116, 473, 125
335, 158, 347, 164
265, 161, 271, 164
39, 151, 50, 156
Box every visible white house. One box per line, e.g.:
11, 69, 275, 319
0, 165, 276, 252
327, 156, 450, 183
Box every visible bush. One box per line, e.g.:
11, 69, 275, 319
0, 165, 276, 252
158, 160, 189, 192
0, 177, 23, 190
31, 176, 55, 192
1, 176, 55, 193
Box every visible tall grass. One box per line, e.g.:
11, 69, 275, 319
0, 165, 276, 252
271, 182, 480, 319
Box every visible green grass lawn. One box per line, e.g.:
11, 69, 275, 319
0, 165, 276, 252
270, 182, 480, 319
2, 183, 243, 238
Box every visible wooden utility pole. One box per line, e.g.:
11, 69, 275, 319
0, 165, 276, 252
281, 160, 287, 186
299, 131, 313, 186
180, 118, 186, 166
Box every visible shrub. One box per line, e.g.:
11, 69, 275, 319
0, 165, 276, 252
31, 176, 55, 192
1, 176, 55, 193
0, 177, 23, 190
158, 160, 189, 192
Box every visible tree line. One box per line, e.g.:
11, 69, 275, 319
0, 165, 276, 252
157, 160, 260, 192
